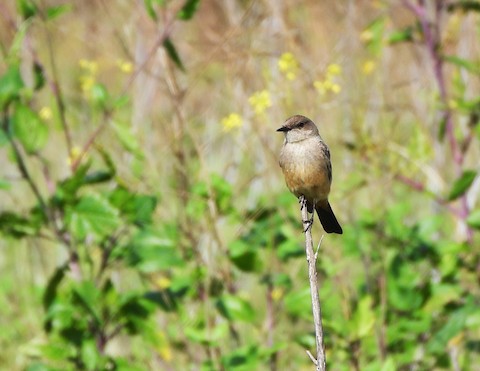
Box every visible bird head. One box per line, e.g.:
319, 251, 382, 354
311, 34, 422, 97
276, 115, 320, 143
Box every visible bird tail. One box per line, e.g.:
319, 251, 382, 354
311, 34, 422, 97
315, 201, 343, 234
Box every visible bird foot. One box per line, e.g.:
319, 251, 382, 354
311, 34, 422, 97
303, 218, 313, 233
299, 195, 308, 211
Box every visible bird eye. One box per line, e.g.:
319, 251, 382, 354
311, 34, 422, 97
297, 121, 306, 128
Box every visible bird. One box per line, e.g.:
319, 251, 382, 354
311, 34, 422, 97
277, 115, 343, 234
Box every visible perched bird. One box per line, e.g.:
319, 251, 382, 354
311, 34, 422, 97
277, 115, 343, 234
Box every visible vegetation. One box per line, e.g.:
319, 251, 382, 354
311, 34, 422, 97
0, 0, 479, 370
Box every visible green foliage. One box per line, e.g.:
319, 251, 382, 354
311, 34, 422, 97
448, 170, 477, 200
177, 0, 201, 20
0, 65, 25, 108
0, 1, 479, 370
163, 37, 185, 71
12, 103, 49, 153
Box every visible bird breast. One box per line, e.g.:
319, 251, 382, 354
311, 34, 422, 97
279, 137, 331, 202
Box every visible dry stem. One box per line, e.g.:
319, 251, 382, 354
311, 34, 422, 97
300, 196, 326, 371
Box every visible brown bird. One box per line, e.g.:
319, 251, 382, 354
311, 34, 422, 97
277, 115, 342, 234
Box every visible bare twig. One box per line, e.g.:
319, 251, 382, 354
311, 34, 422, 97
2, 111, 47, 214
315, 235, 324, 261
306, 350, 318, 365
300, 196, 326, 371
402, 0, 473, 242
38, 0, 73, 156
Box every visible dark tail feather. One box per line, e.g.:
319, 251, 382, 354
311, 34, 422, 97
315, 202, 343, 234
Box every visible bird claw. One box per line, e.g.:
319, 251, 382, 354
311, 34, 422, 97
300, 195, 314, 232
299, 195, 308, 211
303, 218, 313, 232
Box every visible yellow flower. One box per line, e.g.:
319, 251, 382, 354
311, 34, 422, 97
221, 113, 243, 131
360, 29, 374, 43
271, 287, 284, 302
314, 63, 342, 96
79, 59, 98, 74
39, 106, 52, 120
67, 146, 83, 166
79, 59, 100, 97
326, 63, 342, 76
80, 75, 95, 94
158, 344, 172, 361
331, 83, 341, 94
362, 60, 376, 75
278, 52, 299, 80
116, 59, 134, 74
248, 90, 272, 115
156, 276, 172, 289
314, 78, 341, 96
448, 99, 458, 109
314, 81, 325, 95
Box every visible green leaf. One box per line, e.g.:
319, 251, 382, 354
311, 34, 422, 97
25, 363, 52, 371
16, 0, 37, 19
55, 162, 91, 203
177, 0, 200, 20
466, 209, 480, 229
228, 240, 261, 272
0, 179, 10, 190
211, 173, 233, 213
46, 4, 72, 20
427, 304, 475, 353
73, 281, 101, 323
117, 294, 156, 329
126, 229, 184, 272
163, 38, 185, 71
91, 83, 109, 108
388, 27, 414, 44
387, 258, 424, 311
350, 296, 375, 339
83, 171, 113, 185
221, 345, 262, 370
0, 211, 42, 238
295, 333, 316, 349
109, 187, 157, 226
0, 65, 25, 108
81, 339, 100, 370
438, 115, 447, 141
423, 284, 461, 313
362, 17, 386, 55
284, 287, 312, 320
276, 239, 303, 261
33, 62, 45, 90
448, 170, 477, 200
112, 121, 144, 158
143, 0, 165, 20
444, 55, 480, 74
216, 295, 255, 322
448, 1, 480, 12
185, 322, 228, 345
43, 266, 66, 311
37, 340, 76, 363
380, 358, 397, 371
66, 194, 121, 241
12, 103, 48, 153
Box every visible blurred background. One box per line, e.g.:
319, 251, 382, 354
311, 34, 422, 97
0, 0, 479, 370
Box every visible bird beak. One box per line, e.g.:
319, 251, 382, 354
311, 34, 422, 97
276, 126, 289, 132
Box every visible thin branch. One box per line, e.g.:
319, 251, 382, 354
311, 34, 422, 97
2, 111, 47, 213
402, 0, 473, 242
301, 196, 326, 371
38, 0, 73, 156
315, 235, 324, 261
306, 350, 318, 365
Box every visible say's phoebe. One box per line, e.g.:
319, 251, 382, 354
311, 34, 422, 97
277, 115, 343, 234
